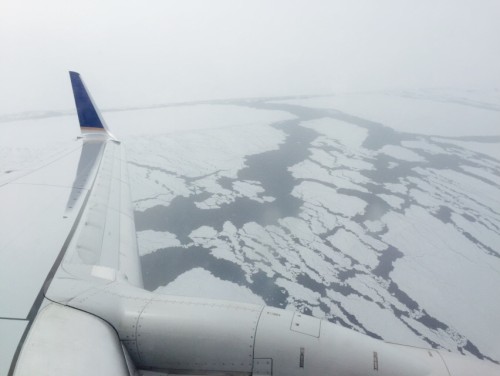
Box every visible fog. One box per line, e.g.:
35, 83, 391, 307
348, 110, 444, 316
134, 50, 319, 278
1, 0, 499, 114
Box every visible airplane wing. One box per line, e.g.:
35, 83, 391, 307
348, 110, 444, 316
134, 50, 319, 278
1, 73, 499, 376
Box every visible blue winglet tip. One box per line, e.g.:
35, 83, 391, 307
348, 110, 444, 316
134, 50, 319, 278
69, 71, 106, 131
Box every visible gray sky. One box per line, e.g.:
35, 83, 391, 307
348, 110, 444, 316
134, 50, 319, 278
1, 0, 499, 114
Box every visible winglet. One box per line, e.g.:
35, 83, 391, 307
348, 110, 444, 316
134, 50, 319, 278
69, 71, 114, 137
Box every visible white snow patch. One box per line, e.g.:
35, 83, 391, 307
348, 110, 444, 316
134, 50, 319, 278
377, 194, 405, 209
293, 181, 367, 218
432, 138, 500, 161
129, 163, 191, 211
329, 169, 371, 192
126, 116, 287, 209
327, 228, 379, 269
309, 148, 338, 169
436, 169, 500, 209
339, 294, 428, 346
273, 94, 500, 137
408, 188, 443, 209
331, 152, 375, 171
460, 165, 500, 186
364, 220, 385, 233
156, 267, 265, 305
300, 117, 368, 149
279, 217, 321, 245
107, 104, 296, 139
275, 278, 321, 303
401, 139, 448, 155
136, 230, 181, 256
379, 145, 425, 162
189, 225, 219, 242
343, 221, 388, 252
382, 205, 500, 360
299, 202, 340, 234
232, 180, 274, 203
451, 213, 500, 254
193, 180, 274, 209
384, 183, 408, 195
290, 160, 369, 193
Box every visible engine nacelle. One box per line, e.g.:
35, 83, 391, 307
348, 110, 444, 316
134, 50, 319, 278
45, 281, 500, 376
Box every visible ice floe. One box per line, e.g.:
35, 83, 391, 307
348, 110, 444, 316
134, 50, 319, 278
300, 117, 368, 149
432, 138, 500, 161
383, 205, 500, 359
137, 230, 181, 256
156, 267, 265, 305
128, 94, 500, 362
108, 104, 296, 139
272, 93, 500, 136
327, 228, 379, 269
292, 181, 367, 218
379, 145, 426, 162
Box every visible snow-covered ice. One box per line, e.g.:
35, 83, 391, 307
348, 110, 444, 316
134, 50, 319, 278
272, 93, 500, 136
86, 93, 500, 362
379, 145, 426, 162
156, 267, 265, 305
136, 230, 181, 256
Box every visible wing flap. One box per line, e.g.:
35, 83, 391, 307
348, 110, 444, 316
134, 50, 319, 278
61, 140, 143, 287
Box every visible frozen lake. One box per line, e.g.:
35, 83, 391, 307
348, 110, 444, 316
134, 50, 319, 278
126, 90, 500, 364
2, 89, 500, 364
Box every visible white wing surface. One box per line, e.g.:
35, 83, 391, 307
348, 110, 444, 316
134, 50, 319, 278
0, 72, 140, 375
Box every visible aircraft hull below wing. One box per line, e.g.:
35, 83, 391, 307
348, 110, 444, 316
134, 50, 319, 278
12, 302, 132, 376
16, 279, 500, 376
